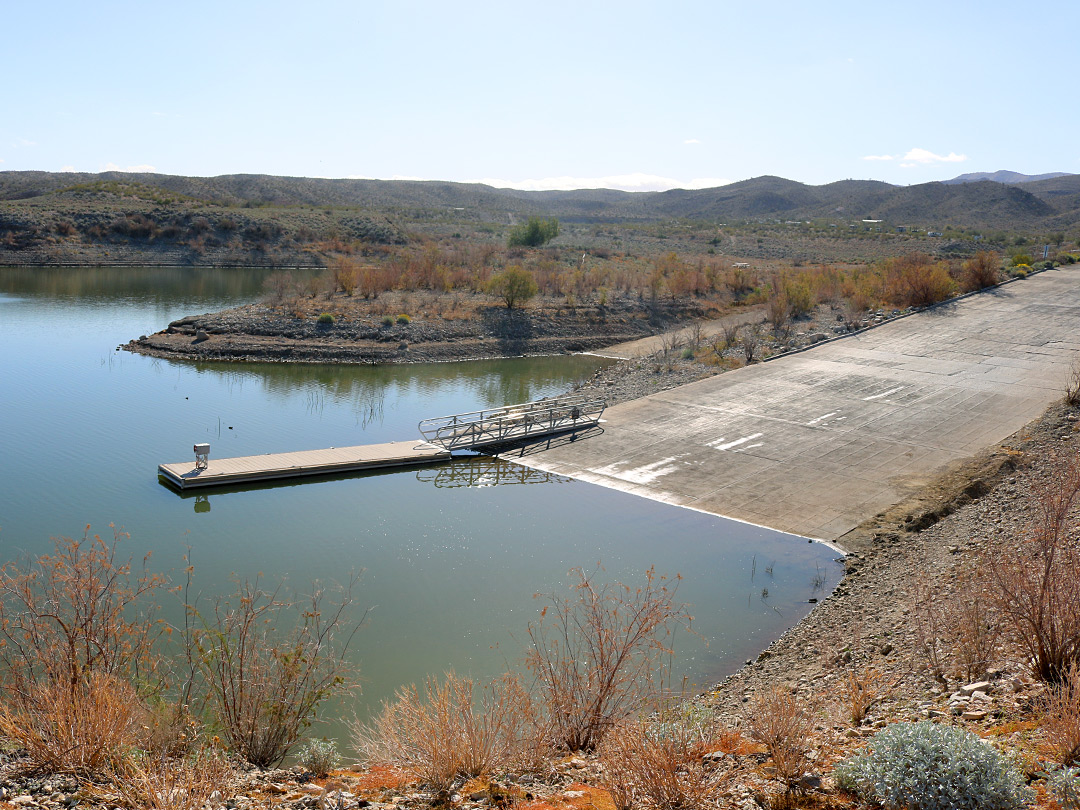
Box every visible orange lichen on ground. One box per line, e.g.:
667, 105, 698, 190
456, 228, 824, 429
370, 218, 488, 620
350, 764, 412, 793
518, 783, 616, 810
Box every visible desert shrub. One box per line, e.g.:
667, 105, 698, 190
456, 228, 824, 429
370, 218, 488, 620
600, 707, 729, 810
1048, 765, 1080, 809
740, 325, 761, 364
783, 277, 814, 318
486, 266, 539, 309
1012, 253, 1033, 267
508, 216, 559, 248
0, 527, 169, 697
1039, 663, 1080, 765
298, 739, 341, 777
766, 289, 790, 337
680, 346, 695, 360
884, 254, 957, 308
353, 672, 540, 794
986, 453, 1080, 682
963, 250, 1002, 290
744, 685, 813, 787
834, 720, 1032, 810
526, 566, 691, 752
381, 315, 394, 327
1013, 266, 1030, 278
317, 312, 334, 324
396, 314, 410, 325
193, 574, 361, 768
1067, 359, 1080, 408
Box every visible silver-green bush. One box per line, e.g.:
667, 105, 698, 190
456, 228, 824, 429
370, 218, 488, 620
297, 738, 340, 777
1049, 765, 1080, 810
834, 721, 1032, 810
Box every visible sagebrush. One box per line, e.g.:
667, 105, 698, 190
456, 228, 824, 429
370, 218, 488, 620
834, 720, 1032, 810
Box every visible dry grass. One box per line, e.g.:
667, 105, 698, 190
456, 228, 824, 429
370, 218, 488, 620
0, 672, 140, 775
1039, 663, 1080, 765
841, 665, 886, 726
113, 747, 231, 810
600, 710, 730, 810
744, 685, 814, 789
353, 672, 542, 794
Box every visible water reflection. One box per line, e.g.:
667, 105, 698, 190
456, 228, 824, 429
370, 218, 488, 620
414, 456, 573, 489
0, 265, 298, 305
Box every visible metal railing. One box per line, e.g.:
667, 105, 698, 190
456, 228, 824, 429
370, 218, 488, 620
418, 394, 606, 452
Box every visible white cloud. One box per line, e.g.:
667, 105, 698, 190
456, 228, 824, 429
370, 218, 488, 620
467, 173, 732, 192
60, 165, 76, 172
863, 147, 967, 166
102, 162, 157, 173
684, 138, 701, 145
903, 147, 967, 164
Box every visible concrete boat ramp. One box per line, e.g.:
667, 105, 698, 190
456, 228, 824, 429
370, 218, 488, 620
503, 268, 1080, 545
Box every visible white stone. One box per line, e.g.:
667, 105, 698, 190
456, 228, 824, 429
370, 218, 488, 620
959, 680, 992, 697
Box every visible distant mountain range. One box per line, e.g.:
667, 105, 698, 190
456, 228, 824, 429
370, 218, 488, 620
3, 169, 1080, 232
943, 170, 1075, 185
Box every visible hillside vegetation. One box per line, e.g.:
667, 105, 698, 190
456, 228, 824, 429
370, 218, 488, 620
3, 170, 1080, 271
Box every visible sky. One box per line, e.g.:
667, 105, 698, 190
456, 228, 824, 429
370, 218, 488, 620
3, 0, 1077, 192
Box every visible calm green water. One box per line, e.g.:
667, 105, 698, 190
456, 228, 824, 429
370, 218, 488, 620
0, 267, 840, 739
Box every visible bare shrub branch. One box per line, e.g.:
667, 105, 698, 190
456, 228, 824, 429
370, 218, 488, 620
0, 526, 169, 701
526, 566, 692, 752
193, 573, 363, 768
986, 453, 1080, 683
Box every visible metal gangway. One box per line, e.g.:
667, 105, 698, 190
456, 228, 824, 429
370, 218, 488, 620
418, 394, 606, 452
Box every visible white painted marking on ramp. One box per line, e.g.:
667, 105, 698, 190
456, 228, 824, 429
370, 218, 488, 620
709, 433, 764, 451
807, 412, 838, 425
863, 386, 904, 401
591, 456, 684, 484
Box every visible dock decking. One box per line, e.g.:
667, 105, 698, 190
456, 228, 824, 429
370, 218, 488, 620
158, 441, 450, 490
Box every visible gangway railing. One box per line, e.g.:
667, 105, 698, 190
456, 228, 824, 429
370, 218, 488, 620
418, 395, 606, 452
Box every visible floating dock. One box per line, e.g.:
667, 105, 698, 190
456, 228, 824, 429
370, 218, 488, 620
159, 441, 450, 490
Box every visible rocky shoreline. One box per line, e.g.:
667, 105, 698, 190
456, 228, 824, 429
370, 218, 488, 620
124, 302, 668, 365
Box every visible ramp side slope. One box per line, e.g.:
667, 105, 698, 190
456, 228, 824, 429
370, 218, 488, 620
503, 268, 1080, 545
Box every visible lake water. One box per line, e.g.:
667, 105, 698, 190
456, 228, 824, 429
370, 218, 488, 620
0, 266, 840, 739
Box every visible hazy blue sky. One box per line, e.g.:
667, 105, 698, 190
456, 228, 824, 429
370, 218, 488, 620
3, 0, 1075, 191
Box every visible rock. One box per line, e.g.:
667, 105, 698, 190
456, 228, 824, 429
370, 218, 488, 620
959, 680, 991, 697
194, 329, 210, 343
962, 710, 988, 721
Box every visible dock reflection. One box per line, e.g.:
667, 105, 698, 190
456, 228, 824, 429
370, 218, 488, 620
414, 456, 573, 488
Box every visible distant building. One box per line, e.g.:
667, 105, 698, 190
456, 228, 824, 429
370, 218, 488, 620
897, 226, 907, 233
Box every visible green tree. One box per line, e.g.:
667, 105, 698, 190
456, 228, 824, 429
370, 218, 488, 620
508, 217, 559, 248
486, 266, 538, 309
